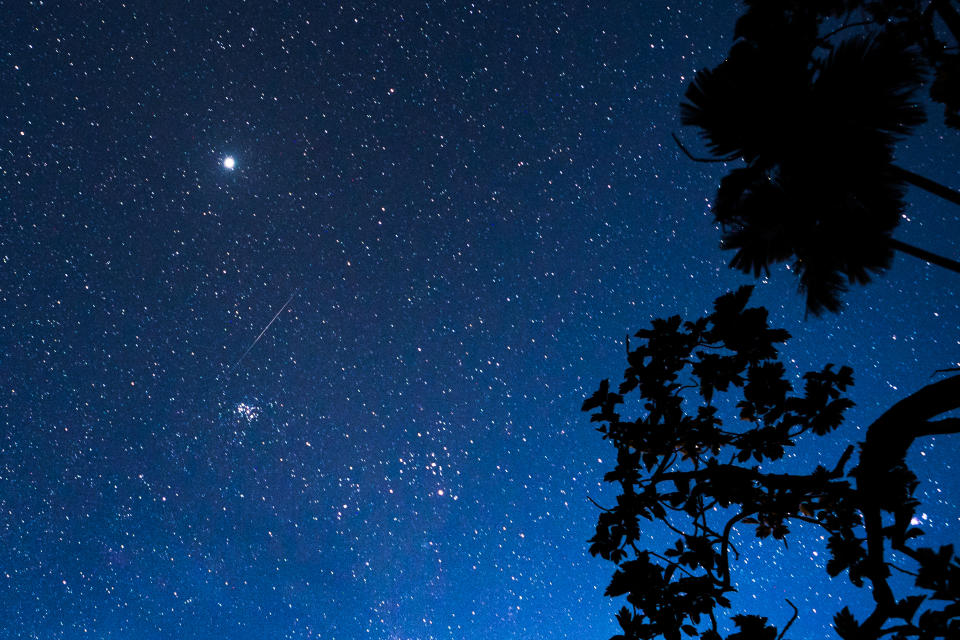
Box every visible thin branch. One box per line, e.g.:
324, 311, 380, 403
789, 514, 834, 530
888, 562, 919, 578
658, 511, 692, 540
587, 495, 615, 512
892, 163, 960, 207
661, 452, 679, 475
878, 623, 921, 638
818, 19, 876, 42
889, 238, 960, 274
694, 514, 735, 559
695, 341, 729, 350
672, 132, 740, 163
891, 542, 922, 563
694, 494, 709, 537
933, 366, 960, 377
787, 424, 814, 440
778, 599, 799, 640
647, 550, 699, 579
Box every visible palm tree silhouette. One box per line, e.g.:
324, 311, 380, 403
681, 28, 960, 314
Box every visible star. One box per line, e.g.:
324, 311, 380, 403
223, 156, 236, 170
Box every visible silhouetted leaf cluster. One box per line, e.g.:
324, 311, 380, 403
585, 289, 960, 639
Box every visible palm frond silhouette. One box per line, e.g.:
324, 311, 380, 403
683, 29, 960, 314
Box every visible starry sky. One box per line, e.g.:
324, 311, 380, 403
3, 2, 959, 639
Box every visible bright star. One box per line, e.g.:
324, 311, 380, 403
223, 156, 236, 170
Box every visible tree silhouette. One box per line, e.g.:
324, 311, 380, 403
679, 1, 960, 314
583, 287, 960, 639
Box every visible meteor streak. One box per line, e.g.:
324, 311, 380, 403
233, 289, 298, 368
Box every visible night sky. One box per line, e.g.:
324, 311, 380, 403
3, 2, 959, 639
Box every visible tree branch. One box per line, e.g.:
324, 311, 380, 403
587, 495, 615, 512
887, 562, 919, 578
918, 416, 960, 436
833, 445, 855, 476
933, 0, 960, 47
889, 237, 960, 274
719, 510, 755, 588
818, 20, 877, 43
933, 366, 960, 376
778, 599, 799, 640
648, 550, 700, 579
789, 514, 836, 532
672, 132, 740, 163
861, 374, 960, 454
854, 374, 960, 635
891, 163, 960, 207
652, 465, 842, 490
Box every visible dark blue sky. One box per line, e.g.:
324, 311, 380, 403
3, 2, 958, 638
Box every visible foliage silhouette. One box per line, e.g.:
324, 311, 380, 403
679, 1, 960, 314
584, 287, 960, 639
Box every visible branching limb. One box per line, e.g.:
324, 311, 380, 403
855, 375, 960, 635
861, 374, 960, 455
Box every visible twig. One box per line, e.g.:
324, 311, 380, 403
587, 495, 614, 512
778, 599, 799, 640
818, 19, 876, 42
659, 513, 691, 540
647, 550, 699, 579
671, 132, 739, 163
888, 562, 919, 578
789, 514, 835, 532
933, 366, 960, 377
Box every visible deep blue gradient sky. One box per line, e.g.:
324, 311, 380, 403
3, 2, 959, 639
